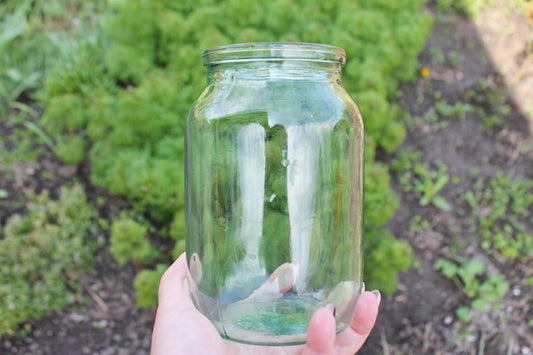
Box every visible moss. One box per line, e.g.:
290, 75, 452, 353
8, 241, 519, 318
0, 184, 100, 335
110, 214, 161, 266
54, 135, 87, 164
133, 264, 168, 308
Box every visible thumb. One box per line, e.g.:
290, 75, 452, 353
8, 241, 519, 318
302, 305, 336, 355
157, 252, 194, 311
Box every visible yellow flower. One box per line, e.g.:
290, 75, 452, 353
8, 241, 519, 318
421, 67, 430, 77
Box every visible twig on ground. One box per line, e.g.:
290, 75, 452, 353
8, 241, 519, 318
477, 327, 486, 355
381, 330, 390, 355
82, 281, 109, 313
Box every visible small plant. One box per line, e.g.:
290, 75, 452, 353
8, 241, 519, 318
364, 228, 413, 295
133, 264, 168, 308
463, 175, 533, 259
0, 184, 101, 335
436, 0, 486, 18
409, 215, 431, 233
448, 50, 460, 67
435, 100, 474, 120
392, 150, 452, 211
110, 214, 161, 266
430, 48, 445, 64
434, 257, 509, 321
466, 79, 511, 131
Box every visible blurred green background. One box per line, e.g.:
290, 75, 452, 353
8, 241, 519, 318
0, 0, 435, 335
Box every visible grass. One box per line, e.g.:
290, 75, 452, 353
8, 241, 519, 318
0, 0, 103, 162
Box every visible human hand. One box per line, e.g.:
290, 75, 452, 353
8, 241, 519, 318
151, 253, 380, 354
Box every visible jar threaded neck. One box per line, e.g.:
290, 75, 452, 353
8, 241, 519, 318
203, 42, 346, 66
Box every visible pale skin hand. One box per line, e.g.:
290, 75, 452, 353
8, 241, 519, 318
151, 253, 381, 355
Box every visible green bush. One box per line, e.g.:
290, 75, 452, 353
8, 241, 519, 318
133, 264, 168, 308
38, 0, 433, 304
110, 214, 161, 266
364, 229, 413, 294
0, 184, 100, 335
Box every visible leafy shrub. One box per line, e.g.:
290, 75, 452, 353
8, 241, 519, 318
54, 135, 87, 164
0, 0, 106, 116
38, 0, 433, 304
0, 184, 100, 335
133, 264, 168, 308
110, 214, 161, 266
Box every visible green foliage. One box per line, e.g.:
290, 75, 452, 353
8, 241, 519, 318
409, 215, 431, 233
0, 0, 104, 115
392, 150, 452, 211
466, 80, 511, 131
455, 306, 471, 322
365, 163, 400, 226
364, 228, 413, 294
133, 264, 167, 308
434, 257, 509, 319
0, 184, 100, 335
110, 214, 161, 266
36, 0, 432, 305
0, 0, 105, 165
41, 94, 85, 132
54, 135, 87, 164
435, 100, 474, 120
363, 161, 412, 294
437, 0, 529, 18
463, 175, 533, 259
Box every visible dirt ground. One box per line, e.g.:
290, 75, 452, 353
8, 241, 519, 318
1, 2, 532, 355
361, 3, 533, 354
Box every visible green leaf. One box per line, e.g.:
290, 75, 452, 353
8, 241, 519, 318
462, 259, 485, 279
455, 307, 470, 322
0, 7, 26, 46
434, 259, 457, 278
433, 174, 449, 193
471, 298, 490, 312
432, 195, 452, 211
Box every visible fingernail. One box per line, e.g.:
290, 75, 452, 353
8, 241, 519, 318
325, 303, 336, 317
371, 289, 381, 306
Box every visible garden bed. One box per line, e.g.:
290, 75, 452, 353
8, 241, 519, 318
1, 1, 532, 354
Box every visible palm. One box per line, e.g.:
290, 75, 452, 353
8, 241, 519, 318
151, 253, 380, 355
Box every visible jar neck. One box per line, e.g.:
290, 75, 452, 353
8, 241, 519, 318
203, 43, 346, 85
206, 61, 343, 85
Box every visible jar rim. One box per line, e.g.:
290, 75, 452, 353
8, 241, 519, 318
203, 42, 346, 66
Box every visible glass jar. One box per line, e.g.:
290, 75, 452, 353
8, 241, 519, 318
185, 42, 364, 346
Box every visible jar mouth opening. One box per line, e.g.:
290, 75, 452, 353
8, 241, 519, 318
203, 42, 346, 66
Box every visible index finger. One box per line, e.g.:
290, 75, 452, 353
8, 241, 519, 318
334, 290, 381, 353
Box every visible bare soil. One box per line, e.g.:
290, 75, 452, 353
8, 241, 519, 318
1, 2, 532, 354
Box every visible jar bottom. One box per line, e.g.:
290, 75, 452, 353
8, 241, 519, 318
213, 294, 350, 346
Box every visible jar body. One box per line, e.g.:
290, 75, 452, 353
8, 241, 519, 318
185, 43, 364, 345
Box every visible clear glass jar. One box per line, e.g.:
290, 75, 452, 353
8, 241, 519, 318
185, 42, 364, 346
